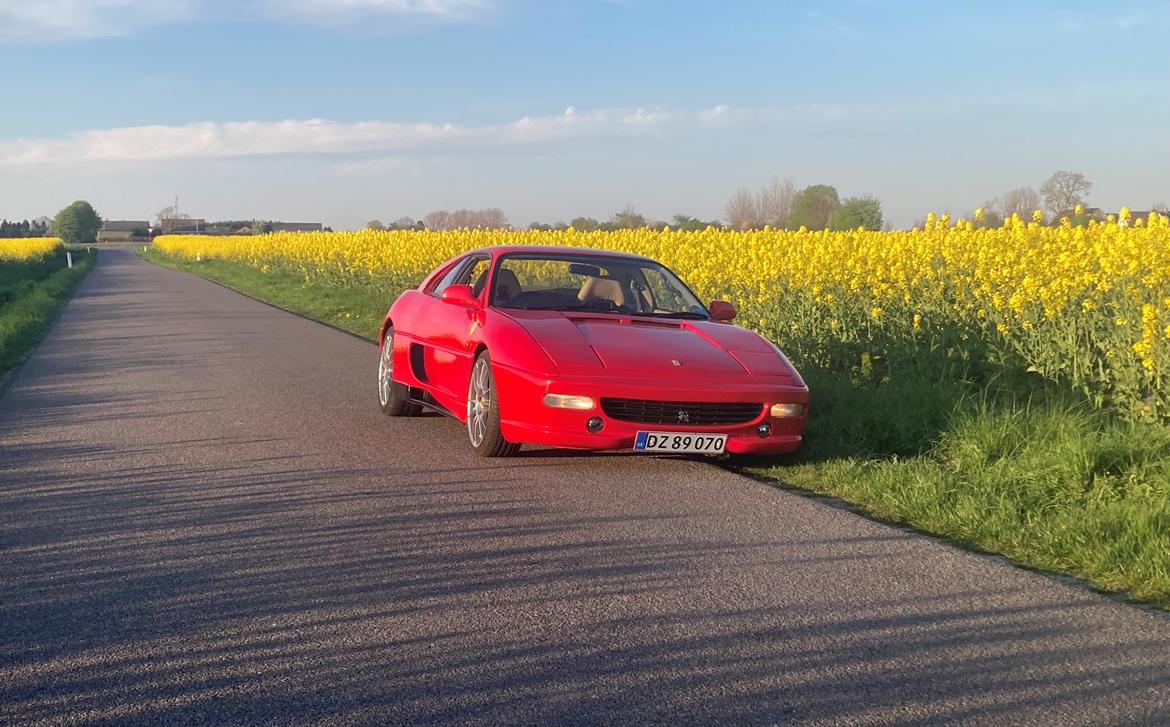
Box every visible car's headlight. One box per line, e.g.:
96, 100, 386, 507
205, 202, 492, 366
770, 403, 805, 418
543, 394, 596, 410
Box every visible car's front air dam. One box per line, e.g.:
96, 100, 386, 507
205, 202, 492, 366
493, 364, 807, 454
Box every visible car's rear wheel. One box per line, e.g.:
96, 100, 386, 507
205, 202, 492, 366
379, 327, 420, 417
467, 352, 519, 457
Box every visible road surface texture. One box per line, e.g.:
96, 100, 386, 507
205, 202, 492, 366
2, 248, 1169, 727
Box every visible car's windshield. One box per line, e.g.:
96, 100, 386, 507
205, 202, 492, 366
491, 253, 709, 319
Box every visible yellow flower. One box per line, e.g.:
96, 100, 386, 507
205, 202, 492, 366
0, 238, 63, 261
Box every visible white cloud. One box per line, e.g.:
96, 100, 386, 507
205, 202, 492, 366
0, 0, 192, 42
0, 106, 771, 165
0, 0, 489, 42
262, 0, 489, 26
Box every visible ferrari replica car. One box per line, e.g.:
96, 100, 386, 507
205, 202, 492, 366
377, 246, 808, 457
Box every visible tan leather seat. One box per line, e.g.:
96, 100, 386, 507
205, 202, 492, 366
578, 276, 626, 307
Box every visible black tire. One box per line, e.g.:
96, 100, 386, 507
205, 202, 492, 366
378, 326, 420, 417
466, 351, 520, 457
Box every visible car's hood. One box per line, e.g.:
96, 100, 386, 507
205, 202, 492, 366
501, 310, 798, 382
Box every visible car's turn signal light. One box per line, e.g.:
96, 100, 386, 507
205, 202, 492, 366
770, 403, 805, 418
543, 394, 597, 410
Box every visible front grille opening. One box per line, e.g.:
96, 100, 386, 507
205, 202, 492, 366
600, 398, 763, 425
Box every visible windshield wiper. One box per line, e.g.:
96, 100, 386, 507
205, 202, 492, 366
651, 311, 710, 320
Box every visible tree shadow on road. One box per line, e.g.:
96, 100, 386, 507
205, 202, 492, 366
3, 433, 1170, 726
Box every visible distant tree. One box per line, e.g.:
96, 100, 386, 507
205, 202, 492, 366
51, 201, 102, 244
607, 206, 647, 230
994, 187, 1042, 219
155, 206, 195, 233
423, 210, 453, 231
977, 201, 1005, 229
389, 216, 417, 230
829, 196, 883, 231
366, 219, 385, 230
254, 220, 273, 234
1152, 203, 1168, 214
569, 216, 601, 232
1040, 171, 1092, 215
725, 188, 761, 230
475, 208, 508, 229
759, 177, 796, 228
726, 177, 796, 230
451, 209, 476, 228
528, 222, 552, 231
423, 208, 508, 230
788, 184, 840, 230
670, 214, 720, 231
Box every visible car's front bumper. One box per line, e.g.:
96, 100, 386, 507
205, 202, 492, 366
494, 365, 808, 455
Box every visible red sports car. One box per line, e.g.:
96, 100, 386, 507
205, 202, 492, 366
377, 246, 808, 457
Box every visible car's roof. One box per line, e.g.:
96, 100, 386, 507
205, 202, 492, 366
468, 245, 656, 262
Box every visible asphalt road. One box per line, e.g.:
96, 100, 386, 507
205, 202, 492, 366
2, 248, 1169, 727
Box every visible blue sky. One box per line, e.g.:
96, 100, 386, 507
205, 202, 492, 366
1, 0, 1167, 228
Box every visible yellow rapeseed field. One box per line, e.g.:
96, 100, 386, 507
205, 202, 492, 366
0, 237, 63, 262
155, 212, 1170, 418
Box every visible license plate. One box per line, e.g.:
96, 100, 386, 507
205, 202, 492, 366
634, 431, 727, 454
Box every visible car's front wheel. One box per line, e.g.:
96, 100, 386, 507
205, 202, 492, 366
466, 351, 519, 457
378, 327, 420, 417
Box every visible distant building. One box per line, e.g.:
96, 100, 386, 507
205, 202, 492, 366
161, 218, 207, 234
268, 222, 323, 233
1057, 207, 1155, 225
97, 220, 150, 242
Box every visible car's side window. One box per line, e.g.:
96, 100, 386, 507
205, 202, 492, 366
465, 258, 492, 296
428, 259, 467, 296
431, 255, 490, 297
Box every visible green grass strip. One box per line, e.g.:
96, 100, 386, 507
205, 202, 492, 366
142, 248, 395, 340
0, 249, 96, 376
744, 371, 1170, 610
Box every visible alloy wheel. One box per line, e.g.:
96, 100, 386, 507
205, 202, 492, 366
467, 357, 491, 447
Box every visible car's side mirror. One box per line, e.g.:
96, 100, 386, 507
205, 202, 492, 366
708, 300, 737, 321
440, 284, 479, 308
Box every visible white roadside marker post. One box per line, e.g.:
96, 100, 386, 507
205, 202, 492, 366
66, 251, 73, 269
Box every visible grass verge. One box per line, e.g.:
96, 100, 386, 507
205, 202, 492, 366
145, 249, 1170, 610
1, 248, 96, 376
742, 370, 1169, 609
142, 248, 394, 339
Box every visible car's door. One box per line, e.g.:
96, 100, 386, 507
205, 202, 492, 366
422, 254, 491, 409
